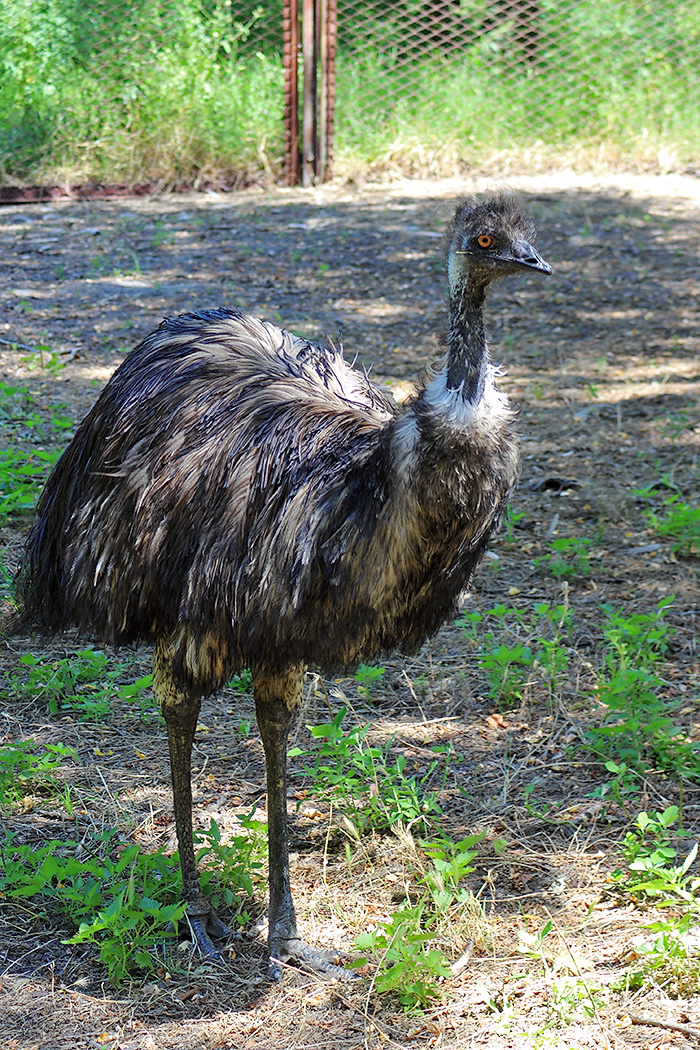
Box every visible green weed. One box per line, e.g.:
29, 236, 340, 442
354, 662, 386, 697
0, 830, 185, 984
0, 378, 71, 521
0, 813, 266, 984
194, 814, 266, 925
355, 832, 486, 1011
500, 504, 526, 544
19, 346, 66, 374
12, 649, 116, 720
584, 599, 699, 778
0, 739, 77, 806
419, 833, 485, 913
610, 806, 700, 994
117, 674, 158, 723
481, 643, 534, 708
356, 905, 452, 1011
229, 669, 253, 694
0, 447, 62, 521
587, 760, 644, 809
645, 495, 700, 556
8, 649, 155, 723
457, 602, 570, 707
291, 707, 450, 836
535, 536, 592, 578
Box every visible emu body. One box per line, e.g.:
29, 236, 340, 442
16, 195, 551, 978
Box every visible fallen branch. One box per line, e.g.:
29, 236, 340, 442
627, 1013, 700, 1041
0, 335, 44, 354
0, 337, 80, 362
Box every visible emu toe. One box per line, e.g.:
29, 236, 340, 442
186, 906, 239, 961
269, 936, 358, 982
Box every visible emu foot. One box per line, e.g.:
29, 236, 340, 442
268, 937, 359, 982
186, 906, 239, 960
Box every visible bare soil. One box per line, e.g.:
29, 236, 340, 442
0, 172, 699, 1049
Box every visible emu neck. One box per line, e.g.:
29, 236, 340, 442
445, 279, 488, 402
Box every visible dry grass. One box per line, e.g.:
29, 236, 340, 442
0, 172, 699, 1048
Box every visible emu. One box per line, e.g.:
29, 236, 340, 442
15, 194, 551, 979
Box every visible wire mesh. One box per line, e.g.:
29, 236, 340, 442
1, 0, 698, 186
332, 0, 700, 169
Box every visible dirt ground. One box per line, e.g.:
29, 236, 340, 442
0, 171, 699, 1049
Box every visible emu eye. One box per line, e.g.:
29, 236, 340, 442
477, 234, 493, 249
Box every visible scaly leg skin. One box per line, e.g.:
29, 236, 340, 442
255, 667, 357, 982
154, 640, 232, 959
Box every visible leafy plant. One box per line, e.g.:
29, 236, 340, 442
229, 669, 253, 694
500, 504, 526, 544
610, 806, 700, 994
292, 707, 450, 836
0, 812, 267, 984
19, 346, 66, 374
356, 905, 452, 1011
535, 536, 592, 578
0, 831, 185, 984
601, 597, 673, 671
194, 814, 266, 925
0, 447, 62, 521
11, 649, 116, 720
354, 662, 386, 697
585, 599, 698, 777
0, 739, 76, 806
644, 495, 700, 556
419, 833, 485, 913
587, 760, 643, 809
481, 642, 533, 708
355, 832, 486, 1011
117, 674, 158, 723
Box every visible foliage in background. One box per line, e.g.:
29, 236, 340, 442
0, 378, 68, 524
0, 738, 76, 805
1, 0, 699, 185
458, 600, 571, 709
7, 648, 156, 722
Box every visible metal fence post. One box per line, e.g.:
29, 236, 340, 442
283, 0, 300, 186
284, 0, 336, 185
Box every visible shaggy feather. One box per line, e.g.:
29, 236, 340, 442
15, 202, 550, 686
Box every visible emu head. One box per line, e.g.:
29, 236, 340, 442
445, 194, 552, 297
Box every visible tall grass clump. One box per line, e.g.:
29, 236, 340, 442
0, 0, 284, 185
334, 0, 700, 171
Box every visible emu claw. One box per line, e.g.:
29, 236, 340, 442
186, 907, 239, 960
269, 938, 359, 982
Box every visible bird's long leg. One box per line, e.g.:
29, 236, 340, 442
255, 666, 354, 982
154, 639, 228, 958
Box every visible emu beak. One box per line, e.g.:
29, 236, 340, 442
513, 241, 552, 275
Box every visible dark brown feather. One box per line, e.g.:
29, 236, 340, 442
16, 199, 543, 695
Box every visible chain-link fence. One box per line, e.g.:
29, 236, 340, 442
1, 0, 698, 188
332, 0, 700, 174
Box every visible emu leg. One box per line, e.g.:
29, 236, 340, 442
255, 667, 354, 981
154, 641, 227, 958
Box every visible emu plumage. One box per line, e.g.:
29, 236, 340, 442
16, 194, 551, 978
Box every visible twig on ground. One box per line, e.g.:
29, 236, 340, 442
0, 336, 44, 354
626, 1013, 700, 1041
0, 336, 80, 361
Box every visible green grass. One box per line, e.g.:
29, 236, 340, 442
0, 377, 69, 523
1, 0, 698, 184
